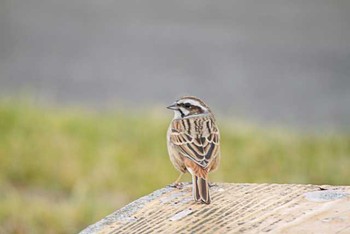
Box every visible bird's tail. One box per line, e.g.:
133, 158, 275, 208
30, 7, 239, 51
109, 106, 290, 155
193, 175, 210, 204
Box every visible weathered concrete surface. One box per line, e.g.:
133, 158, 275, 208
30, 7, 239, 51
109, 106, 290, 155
80, 183, 350, 234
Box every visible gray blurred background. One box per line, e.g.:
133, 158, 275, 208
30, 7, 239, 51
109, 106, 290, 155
1, 0, 350, 130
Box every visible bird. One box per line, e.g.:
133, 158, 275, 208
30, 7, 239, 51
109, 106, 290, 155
166, 96, 220, 204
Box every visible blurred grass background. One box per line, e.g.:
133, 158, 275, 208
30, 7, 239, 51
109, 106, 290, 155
0, 100, 349, 234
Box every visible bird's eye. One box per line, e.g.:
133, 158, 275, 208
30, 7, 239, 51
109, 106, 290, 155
184, 103, 191, 108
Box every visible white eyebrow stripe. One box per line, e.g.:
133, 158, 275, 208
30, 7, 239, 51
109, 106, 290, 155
186, 99, 200, 106
178, 99, 199, 107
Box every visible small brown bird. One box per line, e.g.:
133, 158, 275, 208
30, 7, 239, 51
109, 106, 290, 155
166, 96, 220, 204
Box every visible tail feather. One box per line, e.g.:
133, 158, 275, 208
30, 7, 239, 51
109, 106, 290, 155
193, 175, 201, 201
193, 176, 210, 204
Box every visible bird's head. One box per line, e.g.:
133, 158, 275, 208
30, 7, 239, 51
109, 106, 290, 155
167, 96, 211, 119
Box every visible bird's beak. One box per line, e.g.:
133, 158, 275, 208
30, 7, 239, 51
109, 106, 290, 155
166, 102, 178, 110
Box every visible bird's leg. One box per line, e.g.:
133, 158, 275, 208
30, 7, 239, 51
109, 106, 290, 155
168, 172, 184, 189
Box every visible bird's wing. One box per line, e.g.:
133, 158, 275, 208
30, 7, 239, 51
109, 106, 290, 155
169, 120, 220, 168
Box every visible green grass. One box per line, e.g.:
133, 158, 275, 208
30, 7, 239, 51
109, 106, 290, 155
0, 100, 349, 233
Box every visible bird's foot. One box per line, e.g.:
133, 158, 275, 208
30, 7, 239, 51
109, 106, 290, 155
168, 182, 184, 189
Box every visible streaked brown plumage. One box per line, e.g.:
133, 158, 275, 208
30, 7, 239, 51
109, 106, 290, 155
167, 96, 220, 204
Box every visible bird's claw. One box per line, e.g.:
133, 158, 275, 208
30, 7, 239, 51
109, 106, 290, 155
168, 182, 184, 189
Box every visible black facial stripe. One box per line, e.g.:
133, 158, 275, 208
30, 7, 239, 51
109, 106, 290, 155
178, 108, 185, 118
179, 102, 195, 109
